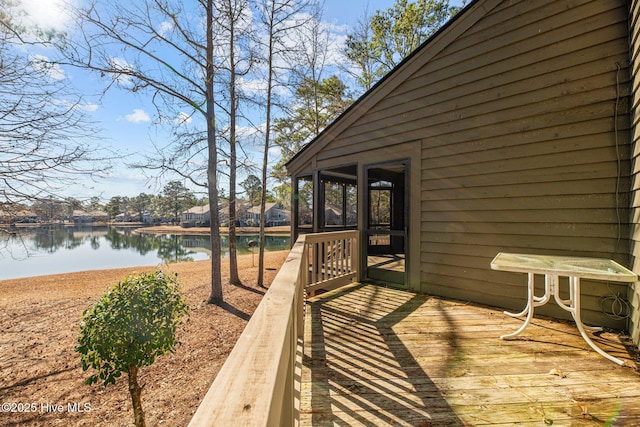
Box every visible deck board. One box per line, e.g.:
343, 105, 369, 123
300, 283, 640, 426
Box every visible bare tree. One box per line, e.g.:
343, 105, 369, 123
289, 2, 331, 137
58, 0, 224, 303
255, 0, 310, 286
342, 6, 377, 92
213, 0, 256, 285
270, 2, 351, 191
0, 2, 110, 221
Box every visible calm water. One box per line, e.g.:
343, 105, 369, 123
0, 226, 290, 280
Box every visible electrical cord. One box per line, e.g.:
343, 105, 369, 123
598, 282, 631, 320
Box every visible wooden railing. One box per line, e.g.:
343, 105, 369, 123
188, 230, 359, 427
305, 230, 359, 296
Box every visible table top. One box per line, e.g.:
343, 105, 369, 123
490, 252, 637, 282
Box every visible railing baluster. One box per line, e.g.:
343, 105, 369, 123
323, 241, 328, 282
335, 239, 339, 276
340, 239, 345, 275
325, 240, 330, 280
330, 240, 335, 279
349, 238, 352, 272
311, 241, 317, 284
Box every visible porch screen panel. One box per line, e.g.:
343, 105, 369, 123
346, 185, 357, 227
295, 176, 313, 231
319, 166, 358, 230
323, 182, 344, 226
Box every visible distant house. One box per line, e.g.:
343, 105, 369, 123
9, 210, 38, 224
72, 210, 108, 224
114, 212, 131, 222
19, 210, 38, 223
141, 211, 154, 224
242, 203, 291, 227
72, 210, 91, 223
217, 204, 229, 226
89, 210, 109, 223
218, 202, 250, 227
181, 205, 211, 227
113, 211, 153, 223
323, 205, 343, 226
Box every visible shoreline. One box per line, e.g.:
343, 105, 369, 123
134, 225, 291, 235
0, 225, 291, 282
0, 250, 289, 293
0, 249, 290, 283
1, 223, 292, 235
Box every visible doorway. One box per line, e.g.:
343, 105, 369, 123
364, 161, 408, 286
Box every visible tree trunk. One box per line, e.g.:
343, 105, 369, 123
228, 0, 240, 285
258, 5, 275, 288
206, 0, 223, 304
127, 364, 146, 427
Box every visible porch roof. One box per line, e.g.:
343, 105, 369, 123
301, 283, 640, 425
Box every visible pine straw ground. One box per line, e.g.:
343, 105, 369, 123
0, 250, 289, 427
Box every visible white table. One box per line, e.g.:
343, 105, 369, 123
490, 252, 637, 365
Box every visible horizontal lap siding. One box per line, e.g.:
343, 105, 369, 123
411, 0, 630, 327
629, 0, 640, 346
340, 2, 629, 140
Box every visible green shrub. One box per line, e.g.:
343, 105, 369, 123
76, 270, 189, 427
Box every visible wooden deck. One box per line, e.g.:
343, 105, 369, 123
368, 254, 406, 272
300, 283, 640, 426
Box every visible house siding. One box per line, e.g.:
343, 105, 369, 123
415, 0, 631, 328
628, 0, 640, 346
288, 0, 634, 330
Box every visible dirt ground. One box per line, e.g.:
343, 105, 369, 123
0, 250, 289, 426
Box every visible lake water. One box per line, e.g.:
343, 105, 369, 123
0, 226, 290, 280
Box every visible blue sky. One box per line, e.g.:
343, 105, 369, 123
17, 0, 464, 202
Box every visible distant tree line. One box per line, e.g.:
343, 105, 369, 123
10, 174, 284, 225
10, 181, 201, 224
104, 181, 202, 223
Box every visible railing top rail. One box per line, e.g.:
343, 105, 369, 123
188, 237, 307, 427
303, 229, 358, 242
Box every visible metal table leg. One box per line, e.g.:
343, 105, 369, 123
566, 277, 625, 366
501, 273, 538, 339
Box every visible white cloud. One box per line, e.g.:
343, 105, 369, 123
265, 12, 349, 77
324, 24, 349, 69
173, 111, 193, 125
268, 146, 281, 162
14, 0, 75, 33
159, 21, 174, 36
238, 124, 264, 139
29, 54, 66, 80
80, 103, 99, 112
237, 77, 267, 96
125, 109, 151, 123
108, 57, 136, 86
56, 99, 99, 112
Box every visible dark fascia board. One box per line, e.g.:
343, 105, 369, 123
285, 0, 500, 175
